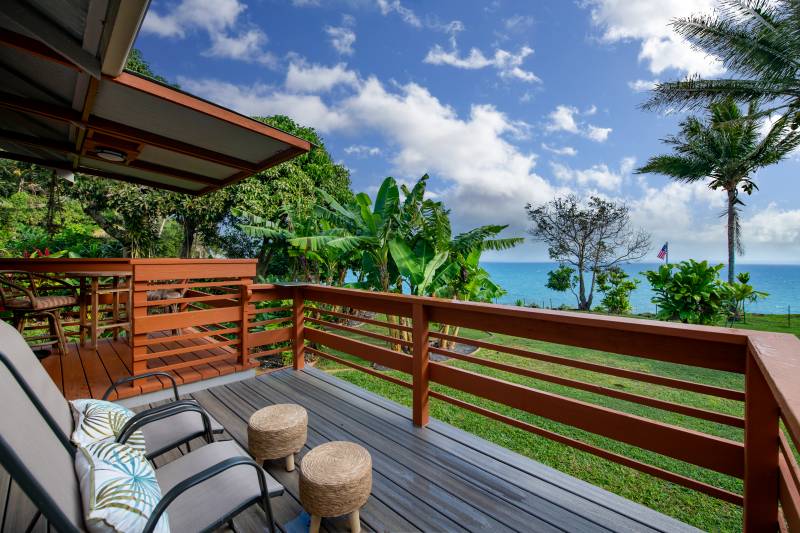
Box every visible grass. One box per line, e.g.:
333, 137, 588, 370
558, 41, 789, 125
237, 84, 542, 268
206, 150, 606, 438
309, 312, 800, 532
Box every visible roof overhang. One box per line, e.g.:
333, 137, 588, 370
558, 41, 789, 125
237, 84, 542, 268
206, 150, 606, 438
0, 1, 311, 195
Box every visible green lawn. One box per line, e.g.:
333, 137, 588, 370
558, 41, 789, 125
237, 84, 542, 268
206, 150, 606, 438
311, 313, 799, 532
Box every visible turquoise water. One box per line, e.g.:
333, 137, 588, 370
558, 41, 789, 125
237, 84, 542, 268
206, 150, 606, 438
481, 262, 799, 315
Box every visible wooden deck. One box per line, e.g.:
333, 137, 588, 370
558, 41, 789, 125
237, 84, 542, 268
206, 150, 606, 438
189, 367, 697, 532
1, 366, 700, 532
41, 334, 253, 401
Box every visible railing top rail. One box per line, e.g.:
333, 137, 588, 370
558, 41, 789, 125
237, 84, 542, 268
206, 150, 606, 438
748, 332, 800, 442
284, 283, 752, 345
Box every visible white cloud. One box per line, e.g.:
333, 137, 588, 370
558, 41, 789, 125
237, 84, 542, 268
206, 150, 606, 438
345, 145, 382, 156
325, 15, 356, 55
142, 0, 274, 65
550, 157, 635, 191
376, 0, 421, 28
285, 62, 359, 93
743, 204, 800, 245
424, 44, 540, 83
504, 15, 535, 31
628, 78, 659, 92
546, 105, 612, 142
541, 143, 578, 156
586, 125, 612, 142
584, 0, 723, 76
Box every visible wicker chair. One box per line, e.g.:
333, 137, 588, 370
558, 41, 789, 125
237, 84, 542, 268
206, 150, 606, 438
0, 271, 78, 355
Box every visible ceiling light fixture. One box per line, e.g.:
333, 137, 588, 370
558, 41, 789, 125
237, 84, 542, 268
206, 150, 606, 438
95, 148, 126, 162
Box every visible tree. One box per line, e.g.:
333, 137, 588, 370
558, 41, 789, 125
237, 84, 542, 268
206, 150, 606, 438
220, 116, 353, 277
645, 260, 733, 325
637, 98, 800, 283
644, 0, 800, 129
596, 267, 639, 315
526, 195, 651, 310
729, 271, 768, 321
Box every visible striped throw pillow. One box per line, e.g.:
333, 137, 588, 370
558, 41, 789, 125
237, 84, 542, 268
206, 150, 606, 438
70, 399, 146, 453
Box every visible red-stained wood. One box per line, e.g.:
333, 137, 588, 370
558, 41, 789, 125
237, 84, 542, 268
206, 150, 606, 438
134, 306, 240, 333
39, 354, 62, 394
304, 347, 412, 390
429, 345, 744, 428
292, 287, 305, 371
428, 389, 743, 505
303, 286, 413, 318
131, 261, 255, 281
780, 432, 800, 498
412, 302, 430, 427
250, 327, 292, 346
305, 306, 414, 332
306, 316, 413, 348
779, 453, 800, 531
62, 342, 90, 400
305, 327, 413, 374
76, 342, 112, 399
744, 351, 780, 532
428, 306, 746, 373
98, 338, 141, 400
429, 361, 744, 478
430, 330, 745, 401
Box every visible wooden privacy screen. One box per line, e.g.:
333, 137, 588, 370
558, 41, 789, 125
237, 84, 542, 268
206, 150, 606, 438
130, 260, 260, 377
285, 284, 800, 532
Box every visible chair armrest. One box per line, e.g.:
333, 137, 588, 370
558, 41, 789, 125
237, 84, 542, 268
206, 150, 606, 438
102, 372, 179, 401
117, 402, 213, 447
143, 457, 275, 533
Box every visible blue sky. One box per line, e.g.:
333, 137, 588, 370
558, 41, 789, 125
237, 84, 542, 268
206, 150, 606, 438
135, 0, 800, 263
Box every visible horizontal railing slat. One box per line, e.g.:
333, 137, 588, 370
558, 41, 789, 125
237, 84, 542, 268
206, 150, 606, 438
305, 306, 413, 332
307, 316, 413, 348
429, 362, 744, 477
249, 327, 292, 346
134, 306, 240, 333
780, 453, 800, 531
304, 327, 413, 374
428, 306, 746, 373
305, 346, 412, 389
429, 331, 745, 401
428, 389, 743, 505
429, 345, 744, 428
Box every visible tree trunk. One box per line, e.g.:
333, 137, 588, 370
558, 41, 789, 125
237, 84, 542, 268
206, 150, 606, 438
577, 265, 589, 310
727, 188, 736, 284
180, 220, 195, 258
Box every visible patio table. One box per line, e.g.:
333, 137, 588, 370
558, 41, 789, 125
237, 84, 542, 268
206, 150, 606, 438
64, 270, 132, 349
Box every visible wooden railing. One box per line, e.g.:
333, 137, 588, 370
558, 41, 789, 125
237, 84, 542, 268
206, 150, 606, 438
250, 283, 800, 532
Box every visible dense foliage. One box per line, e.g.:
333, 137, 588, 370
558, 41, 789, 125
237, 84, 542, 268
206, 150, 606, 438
645, 260, 734, 324
596, 267, 639, 315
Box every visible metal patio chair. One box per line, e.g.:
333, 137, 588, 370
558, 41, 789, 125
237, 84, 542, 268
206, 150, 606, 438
0, 319, 223, 461
0, 270, 78, 355
0, 320, 282, 533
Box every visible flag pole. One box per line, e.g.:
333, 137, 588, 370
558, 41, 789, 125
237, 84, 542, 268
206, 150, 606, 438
665, 241, 668, 264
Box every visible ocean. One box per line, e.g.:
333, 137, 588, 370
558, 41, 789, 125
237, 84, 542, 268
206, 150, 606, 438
481, 262, 800, 315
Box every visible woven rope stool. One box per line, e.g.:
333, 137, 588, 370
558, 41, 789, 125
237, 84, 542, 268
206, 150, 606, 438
300, 441, 372, 533
248, 404, 307, 471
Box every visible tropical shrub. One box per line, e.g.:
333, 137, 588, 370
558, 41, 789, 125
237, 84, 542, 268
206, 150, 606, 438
645, 260, 733, 325
728, 272, 768, 321
596, 267, 639, 315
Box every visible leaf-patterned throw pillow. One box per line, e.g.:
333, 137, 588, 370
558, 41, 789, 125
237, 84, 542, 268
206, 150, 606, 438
75, 441, 170, 533
70, 399, 146, 453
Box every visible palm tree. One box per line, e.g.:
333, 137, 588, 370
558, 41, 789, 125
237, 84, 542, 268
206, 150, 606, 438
636, 98, 800, 283
644, 0, 800, 127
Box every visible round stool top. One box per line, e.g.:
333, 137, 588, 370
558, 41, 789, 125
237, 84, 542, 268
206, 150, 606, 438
301, 441, 371, 486
249, 404, 307, 431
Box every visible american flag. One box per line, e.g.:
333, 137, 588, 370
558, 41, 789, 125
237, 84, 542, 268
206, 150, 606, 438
657, 242, 668, 260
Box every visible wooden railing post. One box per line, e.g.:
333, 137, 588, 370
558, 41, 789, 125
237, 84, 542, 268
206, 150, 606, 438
292, 287, 305, 370
744, 349, 780, 532
412, 302, 430, 427
239, 278, 252, 366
